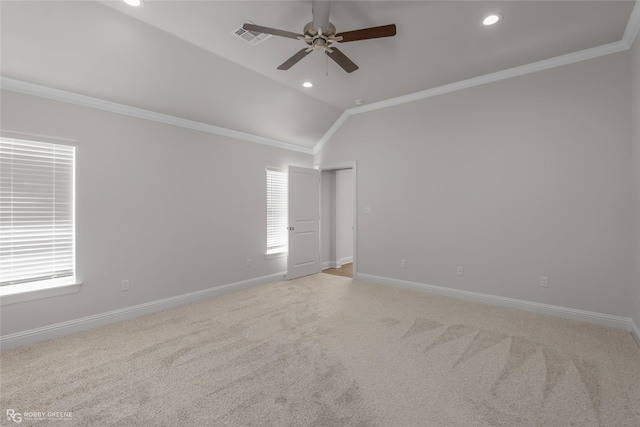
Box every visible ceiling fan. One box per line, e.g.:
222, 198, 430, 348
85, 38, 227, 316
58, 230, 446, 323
243, 1, 396, 73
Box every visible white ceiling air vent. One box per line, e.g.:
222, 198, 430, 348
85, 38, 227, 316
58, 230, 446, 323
232, 22, 272, 45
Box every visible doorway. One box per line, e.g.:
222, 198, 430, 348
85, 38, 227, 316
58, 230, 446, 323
319, 163, 356, 279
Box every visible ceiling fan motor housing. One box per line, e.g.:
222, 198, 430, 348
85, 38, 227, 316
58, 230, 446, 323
303, 22, 340, 52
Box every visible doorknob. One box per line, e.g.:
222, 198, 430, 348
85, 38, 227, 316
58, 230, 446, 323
288, 226, 294, 231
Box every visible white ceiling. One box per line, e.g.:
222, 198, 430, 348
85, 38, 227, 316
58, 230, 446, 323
1, 1, 638, 150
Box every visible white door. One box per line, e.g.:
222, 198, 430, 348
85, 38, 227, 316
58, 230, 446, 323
287, 166, 321, 280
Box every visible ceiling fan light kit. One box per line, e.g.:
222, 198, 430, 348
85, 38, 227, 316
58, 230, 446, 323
243, 0, 396, 73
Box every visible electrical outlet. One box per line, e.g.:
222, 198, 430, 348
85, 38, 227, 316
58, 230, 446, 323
457, 266, 463, 276
540, 276, 549, 287
246, 258, 251, 268
401, 259, 406, 268
121, 279, 130, 291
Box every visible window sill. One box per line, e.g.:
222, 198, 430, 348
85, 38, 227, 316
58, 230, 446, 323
265, 251, 288, 260
0, 278, 82, 306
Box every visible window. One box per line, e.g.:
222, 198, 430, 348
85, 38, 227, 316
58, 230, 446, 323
0, 136, 77, 302
266, 168, 287, 255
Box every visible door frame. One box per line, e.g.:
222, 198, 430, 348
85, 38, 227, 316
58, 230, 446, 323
316, 161, 357, 279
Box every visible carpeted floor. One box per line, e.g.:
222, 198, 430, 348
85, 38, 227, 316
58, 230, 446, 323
1, 274, 639, 426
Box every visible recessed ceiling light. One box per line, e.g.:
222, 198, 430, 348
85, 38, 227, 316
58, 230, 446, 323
483, 14, 502, 26
122, 0, 143, 7
302, 82, 313, 88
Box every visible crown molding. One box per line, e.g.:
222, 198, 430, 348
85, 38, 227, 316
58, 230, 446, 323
0, 78, 313, 155
312, 111, 350, 155
348, 41, 628, 116
3, 0, 638, 158
313, 39, 629, 155
313, 0, 640, 156
623, 0, 640, 48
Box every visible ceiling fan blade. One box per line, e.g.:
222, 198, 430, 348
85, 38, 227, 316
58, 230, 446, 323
325, 47, 359, 73
337, 24, 396, 43
312, 0, 331, 34
277, 48, 312, 70
242, 23, 302, 40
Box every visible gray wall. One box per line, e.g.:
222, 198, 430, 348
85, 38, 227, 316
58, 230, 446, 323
0, 90, 312, 336
632, 35, 640, 327
321, 169, 353, 269
316, 52, 633, 317
321, 171, 337, 267
336, 169, 354, 265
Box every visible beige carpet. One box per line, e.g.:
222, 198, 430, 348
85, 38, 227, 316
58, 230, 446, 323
1, 274, 639, 426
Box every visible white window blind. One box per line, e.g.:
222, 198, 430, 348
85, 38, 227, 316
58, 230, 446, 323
266, 168, 287, 254
0, 137, 75, 286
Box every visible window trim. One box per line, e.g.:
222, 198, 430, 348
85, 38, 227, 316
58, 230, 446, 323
0, 131, 81, 305
0, 278, 81, 305
264, 251, 287, 260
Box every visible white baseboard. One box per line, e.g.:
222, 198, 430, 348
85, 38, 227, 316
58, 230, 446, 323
358, 273, 635, 333
322, 257, 353, 271
338, 256, 353, 266
0, 272, 285, 351
5, 272, 637, 352
322, 261, 340, 270
631, 318, 640, 349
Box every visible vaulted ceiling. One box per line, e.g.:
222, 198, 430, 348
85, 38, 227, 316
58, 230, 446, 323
1, 1, 638, 152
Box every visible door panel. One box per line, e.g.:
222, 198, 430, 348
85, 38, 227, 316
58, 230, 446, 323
287, 166, 320, 280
